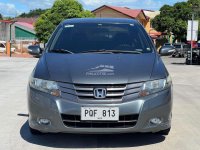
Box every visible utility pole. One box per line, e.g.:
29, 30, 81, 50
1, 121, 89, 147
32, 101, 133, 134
190, 13, 194, 65
9, 21, 16, 57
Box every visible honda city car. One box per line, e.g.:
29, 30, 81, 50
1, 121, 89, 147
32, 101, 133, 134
27, 18, 173, 135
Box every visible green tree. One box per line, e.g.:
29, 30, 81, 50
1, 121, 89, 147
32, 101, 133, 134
0, 13, 3, 20
152, 1, 200, 41
18, 9, 47, 18
35, 0, 94, 42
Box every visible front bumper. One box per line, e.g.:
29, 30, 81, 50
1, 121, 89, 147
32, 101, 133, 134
28, 87, 172, 134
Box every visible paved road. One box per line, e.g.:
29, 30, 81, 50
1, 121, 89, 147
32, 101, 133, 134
0, 56, 200, 150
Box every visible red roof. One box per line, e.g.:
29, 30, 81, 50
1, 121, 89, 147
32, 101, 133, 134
92, 5, 148, 20
15, 22, 34, 30
15, 17, 37, 25
149, 28, 162, 36
0, 20, 13, 23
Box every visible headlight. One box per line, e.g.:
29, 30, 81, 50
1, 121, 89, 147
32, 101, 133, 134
139, 75, 172, 97
29, 77, 61, 96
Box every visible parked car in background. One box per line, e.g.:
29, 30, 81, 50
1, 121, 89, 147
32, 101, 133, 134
172, 43, 190, 57
27, 18, 173, 136
186, 49, 200, 65
0, 41, 15, 53
159, 45, 175, 56
197, 40, 200, 48
164, 43, 173, 46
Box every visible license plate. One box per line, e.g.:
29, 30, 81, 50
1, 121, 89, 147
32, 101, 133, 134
81, 107, 119, 121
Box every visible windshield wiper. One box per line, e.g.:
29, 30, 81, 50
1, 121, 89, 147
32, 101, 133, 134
106, 50, 143, 54
49, 49, 74, 54
81, 49, 112, 53
81, 49, 142, 54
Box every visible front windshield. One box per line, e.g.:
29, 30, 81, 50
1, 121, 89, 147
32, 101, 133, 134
49, 23, 153, 53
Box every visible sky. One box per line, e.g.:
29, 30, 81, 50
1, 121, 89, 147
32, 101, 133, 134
0, 0, 187, 17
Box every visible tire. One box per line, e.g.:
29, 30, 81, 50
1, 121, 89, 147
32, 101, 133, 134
29, 126, 43, 135
156, 128, 171, 135
186, 59, 190, 65
172, 54, 175, 58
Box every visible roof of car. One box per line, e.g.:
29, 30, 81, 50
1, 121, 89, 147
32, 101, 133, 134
61, 18, 139, 25
0, 41, 6, 43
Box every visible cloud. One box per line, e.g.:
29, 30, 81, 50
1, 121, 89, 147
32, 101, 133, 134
81, 0, 138, 7
0, 0, 187, 17
142, 0, 163, 9
0, 2, 21, 17
17, 0, 54, 10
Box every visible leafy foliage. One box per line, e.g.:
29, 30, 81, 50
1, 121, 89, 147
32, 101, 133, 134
0, 13, 3, 20
152, 0, 200, 41
19, 9, 47, 18
35, 0, 94, 42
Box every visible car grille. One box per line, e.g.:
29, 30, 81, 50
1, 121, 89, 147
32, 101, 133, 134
74, 84, 126, 100
57, 82, 143, 101
61, 114, 139, 128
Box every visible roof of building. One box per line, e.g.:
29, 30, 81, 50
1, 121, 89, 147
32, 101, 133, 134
14, 22, 35, 34
15, 22, 34, 30
15, 17, 37, 25
92, 5, 148, 20
0, 20, 13, 23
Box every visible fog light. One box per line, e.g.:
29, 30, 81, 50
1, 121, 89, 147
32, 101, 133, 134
38, 118, 50, 125
150, 117, 162, 125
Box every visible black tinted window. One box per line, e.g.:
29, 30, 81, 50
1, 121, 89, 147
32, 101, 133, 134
0, 43, 5, 48
163, 45, 174, 48
50, 23, 153, 53
174, 45, 181, 48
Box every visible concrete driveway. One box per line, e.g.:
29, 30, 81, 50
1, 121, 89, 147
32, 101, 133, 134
0, 56, 200, 150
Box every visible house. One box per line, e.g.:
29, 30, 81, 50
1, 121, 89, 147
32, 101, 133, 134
92, 5, 150, 33
143, 10, 162, 39
14, 22, 36, 41
143, 10, 169, 48
0, 20, 12, 41
0, 18, 36, 42
0, 19, 37, 53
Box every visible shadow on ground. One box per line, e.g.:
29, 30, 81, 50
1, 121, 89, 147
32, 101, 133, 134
20, 121, 165, 148
171, 62, 186, 65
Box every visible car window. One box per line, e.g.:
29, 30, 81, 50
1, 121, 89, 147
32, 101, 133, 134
164, 45, 174, 48
183, 45, 190, 48
0, 43, 5, 48
174, 45, 181, 48
164, 43, 171, 46
50, 23, 153, 53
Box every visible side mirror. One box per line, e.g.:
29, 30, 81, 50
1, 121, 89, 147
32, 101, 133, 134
28, 45, 41, 56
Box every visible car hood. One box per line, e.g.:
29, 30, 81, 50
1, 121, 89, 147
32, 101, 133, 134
38, 53, 156, 84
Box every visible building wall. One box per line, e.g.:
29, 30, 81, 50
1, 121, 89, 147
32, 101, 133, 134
145, 21, 151, 34
143, 10, 160, 35
15, 26, 36, 40
94, 7, 132, 19
0, 22, 10, 41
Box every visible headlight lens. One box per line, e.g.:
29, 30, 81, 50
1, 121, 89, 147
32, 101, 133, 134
29, 77, 61, 96
140, 75, 172, 97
